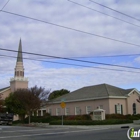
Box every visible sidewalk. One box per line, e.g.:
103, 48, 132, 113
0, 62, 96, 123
35, 123, 140, 129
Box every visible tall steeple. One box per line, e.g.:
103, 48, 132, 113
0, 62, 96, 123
17, 39, 23, 62
10, 39, 28, 92
14, 39, 24, 78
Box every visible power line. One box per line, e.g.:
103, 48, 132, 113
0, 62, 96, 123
26, 52, 140, 58
72, 53, 140, 58
2, 51, 140, 59
1, 51, 139, 59
1, 54, 140, 74
89, 0, 140, 22
0, 54, 95, 68
1, 48, 140, 71
68, 0, 140, 28
1, 10, 140, 48
0, 0, 10, 11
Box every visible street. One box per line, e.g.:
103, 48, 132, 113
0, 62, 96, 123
0, 125, 137, 140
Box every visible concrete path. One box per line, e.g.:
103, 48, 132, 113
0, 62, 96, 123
28, 123, 140, 129
49, 123, 139, 129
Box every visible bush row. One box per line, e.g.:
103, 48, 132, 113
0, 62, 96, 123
13, 114, 91, 124
64, 114, 91, 120
50, 119, 133, 125
13, 113, 140, 125
105, 114, 140, 120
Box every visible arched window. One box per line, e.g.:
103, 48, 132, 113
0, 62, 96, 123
20, 71, 22, 76
133, 103, 136, 115
17, 71, 19, 76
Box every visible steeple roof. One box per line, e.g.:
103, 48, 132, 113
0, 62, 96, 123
17, 39, 23, 62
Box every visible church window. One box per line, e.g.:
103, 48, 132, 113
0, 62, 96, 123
75, 107, 81, 115
133, 103, 136, 115
86, 106, 91, 114
115, 104, 123, 114
56, 108, 61, 116
20, 71, 22, 76
65, 108, 70, 116
38, 110, 41, 116
17, 71, 19, 76
48, 108, 52, 115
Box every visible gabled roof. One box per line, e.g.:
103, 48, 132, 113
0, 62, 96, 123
0, 87, 10, 92
51, 84, 135, 103
0, 86, 10, 93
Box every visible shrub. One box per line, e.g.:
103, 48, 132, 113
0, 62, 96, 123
128, 115, 140, 120
106, 114, 126, 120
64, 115, 91, 121
14, 113, 138, 125
50, 119, 133, 125
106, 114, 140, 120
44, 112, 51, 117
22, 116, 52, 123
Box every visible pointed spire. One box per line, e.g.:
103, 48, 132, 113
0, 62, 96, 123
17, 39, 23, 62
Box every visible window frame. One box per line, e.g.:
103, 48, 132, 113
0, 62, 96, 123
48, 108, 52, 115
115, 104, 123, 114
133, 103, 136, 115
75, 107, 81, 115
86, 106, 91, 114
56, 108, 61, 116
65, 107, 70, 116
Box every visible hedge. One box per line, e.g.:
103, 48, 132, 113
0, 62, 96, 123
13, 115, 91, 124
106, 114, 140, 120
50, 119, 133, 125
13, 114, 139, 125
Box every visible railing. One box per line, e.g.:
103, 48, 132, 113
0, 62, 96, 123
10, 77, 28, 81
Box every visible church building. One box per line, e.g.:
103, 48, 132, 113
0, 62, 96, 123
0, 39, 28, 100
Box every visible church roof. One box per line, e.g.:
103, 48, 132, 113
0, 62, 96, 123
51, 83, 135, 103
17, 39, 23, 62
0, 86, 10, 93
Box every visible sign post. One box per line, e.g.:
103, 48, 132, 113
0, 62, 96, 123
60, 102, 66, 125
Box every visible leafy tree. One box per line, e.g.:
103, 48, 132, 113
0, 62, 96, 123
48, 89, 70, 100
5, 93, 26, 119
5, 86, 50, 123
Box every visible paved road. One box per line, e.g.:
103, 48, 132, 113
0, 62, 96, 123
0, 125, 139, 140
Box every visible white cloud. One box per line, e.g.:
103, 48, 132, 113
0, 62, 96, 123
1, 0, 140, 91
134, 56, 140, 64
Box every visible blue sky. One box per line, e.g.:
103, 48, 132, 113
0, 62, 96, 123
0, 0, 140, 92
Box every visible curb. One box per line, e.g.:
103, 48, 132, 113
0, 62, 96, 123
14, 123, 139, 130
43, 124, 134, 129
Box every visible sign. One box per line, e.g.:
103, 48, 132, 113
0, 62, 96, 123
60, 102, 66, 108
127, 127, 140, 140
60, 102, 66, 125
